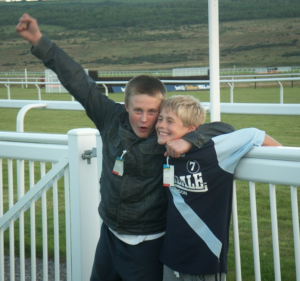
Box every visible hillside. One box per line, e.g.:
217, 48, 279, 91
0, 0, 300, 71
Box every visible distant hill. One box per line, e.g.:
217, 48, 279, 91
1, 0, 300, 71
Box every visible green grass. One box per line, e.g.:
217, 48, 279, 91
0, 85, 300, 280
2, 84, 299, 146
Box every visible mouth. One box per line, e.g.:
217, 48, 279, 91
139, 126, 147, 132
158, 131, 169, 136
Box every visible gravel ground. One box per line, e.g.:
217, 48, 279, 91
4, 256, 67, 281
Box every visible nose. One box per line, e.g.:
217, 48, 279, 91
141, 112, 147, 123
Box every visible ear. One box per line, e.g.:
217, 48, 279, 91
125, 103, 129, 112
188, 125, 197, 133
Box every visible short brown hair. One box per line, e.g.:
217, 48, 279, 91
160, 95, 206, 127
124, 75, 167, 106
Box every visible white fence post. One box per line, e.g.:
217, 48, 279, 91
4, 83, 10, 99
25, 68, 28, 89
68, 128, 101, 281
208, 0, 221, 121
278, 81, 283, 104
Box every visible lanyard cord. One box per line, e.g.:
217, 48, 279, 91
166, 156, 170, 167
120, 138, 141, 159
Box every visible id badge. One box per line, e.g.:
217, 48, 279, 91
163, 164, 174, 187
113, 157, 124, 176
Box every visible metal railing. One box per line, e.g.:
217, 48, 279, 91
0, 128, 102, 281
0, 98, 300, 280
1, 66, 300, 78
0, 134, 71, 281
0, 129, 299, 281
1, 75, 300, 104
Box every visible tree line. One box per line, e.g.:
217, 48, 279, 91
0, 0, 300, 32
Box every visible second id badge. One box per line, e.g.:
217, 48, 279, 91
113, 157, 124, 176
163, 164, 174, 187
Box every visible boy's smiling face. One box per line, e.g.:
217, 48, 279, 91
156, 108, 196, 145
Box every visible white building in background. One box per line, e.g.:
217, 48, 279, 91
45, 69, 68, 93
172, 67, 209, 77
255, 66, 292, 74
45, 69, 88, 93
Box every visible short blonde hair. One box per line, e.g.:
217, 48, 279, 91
160, 95, 206, 127
124, 75, 167, 106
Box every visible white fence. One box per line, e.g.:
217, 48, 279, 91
0, 129, 102, 281
0, 129, 299, 281
0, 100, 299, 281
1, 75, 300, 106
45, 70, 68, 94
1, 66, 300, 78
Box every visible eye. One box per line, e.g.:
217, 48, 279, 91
135, 108, 142, 113
149, 109, 157, 114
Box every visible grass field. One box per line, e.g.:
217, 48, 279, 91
1, 84, 300, 146
0, 85, 300, 280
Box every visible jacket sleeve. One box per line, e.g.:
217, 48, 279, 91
30, 35, 122, 131
182, 122, 235, 148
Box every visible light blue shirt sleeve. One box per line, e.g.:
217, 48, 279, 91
212, 128, 265, 174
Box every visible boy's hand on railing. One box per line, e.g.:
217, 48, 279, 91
16, 13, 42, 47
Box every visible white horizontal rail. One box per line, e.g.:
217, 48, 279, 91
235, 158, 300, 186
1, 100, 300, 116
0, 81, 73, 86
1, 77, 300, 86
0, 141, 68, 162
233, 146, 300, 183
240, 146, 300, 161
0, 77, 43, 80
0, 131, 68, 144
215, 103, 300, 115
1, 69, 300, 78
219, 77, 300, 83
0, 100, 85, 110
234, 146, 300, 186
221, 73, 300, 78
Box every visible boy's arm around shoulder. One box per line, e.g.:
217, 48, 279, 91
165, 122, 234, 157
182, 121, 235, 148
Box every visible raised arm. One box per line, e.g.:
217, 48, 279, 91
15, 14, 121, 132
